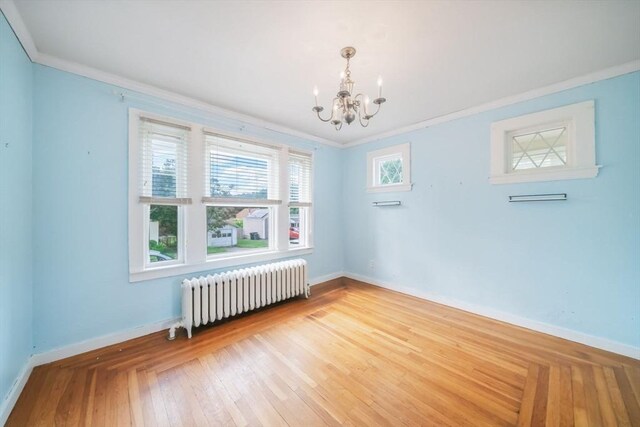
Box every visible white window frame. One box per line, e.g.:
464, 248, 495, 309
490, 101, 599, 184
366, 142, 412, 193
128, 109, 313, 282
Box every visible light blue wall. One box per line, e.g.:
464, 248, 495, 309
5, 25, 639, 359
32, 65, 344, 353
343, 72, 640, 348
0, 13, 33, 406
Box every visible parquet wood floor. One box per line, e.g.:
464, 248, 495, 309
7, 278, 640, 426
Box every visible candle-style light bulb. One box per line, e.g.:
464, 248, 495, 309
364, 96, 370, 115
340, 71, 346, 80
377, 76, 383, 98
313, 86, 319, 105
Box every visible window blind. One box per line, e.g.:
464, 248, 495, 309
289, 151, 312, 207
139, 117, 191, 204
202, 132, 281, 205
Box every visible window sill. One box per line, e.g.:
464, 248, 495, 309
490, 166, 600, 185
367, 183, 413, 193
130, 247, 314, 283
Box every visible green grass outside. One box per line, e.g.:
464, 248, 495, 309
207, 238, 268, 254
207, 247, 227, 254
237, 239, 268, 248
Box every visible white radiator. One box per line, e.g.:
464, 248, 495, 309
168, 259, 309, 339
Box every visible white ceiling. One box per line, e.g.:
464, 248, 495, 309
11, 0, 640, 144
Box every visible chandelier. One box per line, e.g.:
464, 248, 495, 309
312, 47, 386, 130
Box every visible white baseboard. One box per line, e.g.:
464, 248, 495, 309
344, 272, 640, 360
18, 269, 634, 423
31, 271, 344, 367
310, 271, 345, 286
0, 270, 330, 423
0, 356, 34, 426
31, 317, 180, 367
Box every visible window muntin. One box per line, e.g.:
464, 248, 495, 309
376, 154, 403, 185
511, 126, 568, 171
367, 143, 412, 193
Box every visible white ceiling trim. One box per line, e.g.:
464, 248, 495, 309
345, 60, 640, 148
0, 0, 340, 148
0, 0, 36, 60
3, 0, 639, 149
35, 53, 341, 147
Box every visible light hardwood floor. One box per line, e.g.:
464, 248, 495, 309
7, 278, 640, 426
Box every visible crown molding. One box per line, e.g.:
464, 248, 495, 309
2, 0, 638, 149
0, 0, 340, 148
0, 0, 37, 60
344, 60, 640, 148
36, 53, 342, 148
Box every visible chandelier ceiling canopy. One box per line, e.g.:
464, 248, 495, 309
312, 47, 386, 131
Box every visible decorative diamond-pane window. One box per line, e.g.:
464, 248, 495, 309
367, 143, 412, 193
490, 101, 597, 184
512, 127, 567, 171
378, 157, 403, 185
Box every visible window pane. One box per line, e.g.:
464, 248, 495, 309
149, 205, 178, 263
377, 157, 403, 185
151, 140, 178, 197
209, 152, 270, 199
207, 206, 270, 255
289, 207, 301, 246
140, 118, 189, 199
512, 127, 567, 171
289, 152, 312, 204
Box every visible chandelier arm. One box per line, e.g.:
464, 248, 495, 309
353, 95, 370, 127
358, 108, 371, 128
315, 109, 333, 122
358, 114, 370, 127
353, 93, 376, 118
315, 98, 341, 122
366, 102, 383, 118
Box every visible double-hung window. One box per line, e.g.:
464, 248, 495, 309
134, 117, 191, 269
203, 132, 281, 257
129, 110, 314, 282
